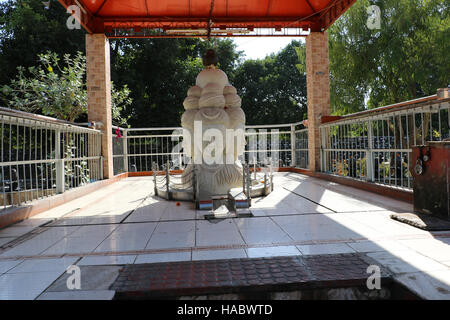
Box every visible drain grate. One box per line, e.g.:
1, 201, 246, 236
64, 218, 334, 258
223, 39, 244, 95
111, 253, 392, 299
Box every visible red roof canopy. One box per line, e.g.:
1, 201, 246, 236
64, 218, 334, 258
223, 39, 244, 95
58, 0, 356, 38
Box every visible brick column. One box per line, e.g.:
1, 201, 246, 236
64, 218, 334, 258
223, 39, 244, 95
86, 34, 113, 179
306, 32, 331, 172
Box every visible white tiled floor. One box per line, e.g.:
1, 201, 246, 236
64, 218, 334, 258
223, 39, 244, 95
235, 217, 293, 245
196, 219, 245, 246
134, 251, 191, 264
192, 248, 247, 261
0, 173, 448, 299
146, 221, 196, 249
394, 270, 450, 300
246, 245, 301, 258
0, 260, 23, 274
297, 243, 355, 255
78, 255, 137, 266
0, 271, 64, 300
7, 257, 78, 273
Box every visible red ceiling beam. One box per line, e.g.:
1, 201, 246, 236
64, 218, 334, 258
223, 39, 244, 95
56, 0, 356, 36
57, 0, 101, 33
319, 0, 357, 31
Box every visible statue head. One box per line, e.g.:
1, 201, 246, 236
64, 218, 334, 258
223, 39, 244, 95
202, 49, 218, 67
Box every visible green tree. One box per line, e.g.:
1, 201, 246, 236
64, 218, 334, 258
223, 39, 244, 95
0, 0, 85, 86
0, 51, 132, 126
328, 0, 450, 114
232, 41, 307, 125
110, 38, 242, 128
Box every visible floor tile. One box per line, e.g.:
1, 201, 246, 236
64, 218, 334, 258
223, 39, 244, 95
45, 265, 122, 292
135, 251, 191, 264
42, 237, 106, 255
0, 271, 64, 300
367, 250, 449, 275
7, 257, 78, 274
94, 236, 149, 253
346, 240, 410, 253
196, 220, 245, 247
246, 246, 301, 258
235, 217, 292, 245
78, 255, 136, 266
0, 226, 36, 238
398, 238, 450, 262
0, 237, 14, 247
297, 243, 355, 255
146, 221, 195, 249
192, 249, 247, 261
395, 270, 450, 300
0, 260, 23, 274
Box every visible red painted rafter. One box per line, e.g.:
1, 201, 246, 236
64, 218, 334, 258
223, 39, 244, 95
304, 0, 317, 14
319, 0, 357, 31
94, 0, 109, 16
57, 0, 356, 36
57, 0, 98, 33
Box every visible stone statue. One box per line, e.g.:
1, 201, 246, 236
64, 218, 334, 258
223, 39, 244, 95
180, 49, 246, 198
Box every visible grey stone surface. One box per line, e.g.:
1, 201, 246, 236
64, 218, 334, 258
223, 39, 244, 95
394, 270, 450, 300
45, 265, 122, 292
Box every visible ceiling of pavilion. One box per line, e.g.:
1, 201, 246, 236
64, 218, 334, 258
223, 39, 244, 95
58, 0, 356, 38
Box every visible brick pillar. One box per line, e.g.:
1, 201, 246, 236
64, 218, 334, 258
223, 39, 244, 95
86, 34, 113, 179
306, 32, 331, 172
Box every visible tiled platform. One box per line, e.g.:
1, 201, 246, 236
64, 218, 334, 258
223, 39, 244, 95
0, 173, 449, 299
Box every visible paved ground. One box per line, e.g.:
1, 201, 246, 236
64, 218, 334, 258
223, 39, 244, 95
0, 173, 449, 300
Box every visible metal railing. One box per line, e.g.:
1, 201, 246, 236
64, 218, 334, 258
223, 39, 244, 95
112, 122, 308, 173
0, 107, 103, 211
319, 96, 450, 190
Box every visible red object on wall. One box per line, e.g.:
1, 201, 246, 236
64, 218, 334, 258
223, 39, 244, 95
411, 142, 450, 220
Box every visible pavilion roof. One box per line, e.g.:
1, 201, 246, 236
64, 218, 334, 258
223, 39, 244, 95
57, 0, 356, 38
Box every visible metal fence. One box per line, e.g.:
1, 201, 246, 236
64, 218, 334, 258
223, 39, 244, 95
319, 97, 450, 190
112, 122, 309, 173
0, 108, 103, 211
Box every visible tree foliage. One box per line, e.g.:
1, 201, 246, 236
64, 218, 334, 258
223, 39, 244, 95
0, 0, 448, 128
328, 0, 450, 114
0, 51, 132, 126
110, 37, 243, 128
232, 41, 307, 125
0, 0, 85, 86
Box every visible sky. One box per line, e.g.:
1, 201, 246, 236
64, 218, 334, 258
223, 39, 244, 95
231, 37, 305, 60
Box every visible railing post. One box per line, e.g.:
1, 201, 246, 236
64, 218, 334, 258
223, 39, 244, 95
320, 126, 327, 172
123, 129, 128, 172
100, 156, 104, 180
246, 164, 252, 207
55, 130, 65, 194
166, 160, 171, 200
192, 165, 196, 202
264, 171, 268, 196
253, 156, 257, 180
290, 124, 296, 167
153, 164, 157, 196
367, 120, 374, 182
